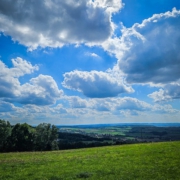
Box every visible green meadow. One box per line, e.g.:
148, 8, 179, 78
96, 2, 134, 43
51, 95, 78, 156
0, 141, 180, 180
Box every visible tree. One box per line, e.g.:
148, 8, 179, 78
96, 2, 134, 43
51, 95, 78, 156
50, 125, 59, 150
0, 120, 11, 152
0, 120, 59, 152
35, 123, 59, 151
10, 123, 35, 151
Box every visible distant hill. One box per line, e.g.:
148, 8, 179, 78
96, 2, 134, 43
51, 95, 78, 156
56, 123, 180, 128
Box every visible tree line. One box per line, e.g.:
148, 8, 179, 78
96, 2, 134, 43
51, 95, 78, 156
0, 119, 59, 152
1, 119, 137, 152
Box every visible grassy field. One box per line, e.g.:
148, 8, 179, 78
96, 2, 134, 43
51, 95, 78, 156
0, 141, 180, 180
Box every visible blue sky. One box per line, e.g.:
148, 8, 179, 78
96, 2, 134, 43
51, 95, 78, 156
0, 0, 180, 125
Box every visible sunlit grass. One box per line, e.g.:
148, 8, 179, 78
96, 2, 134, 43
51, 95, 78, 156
0, 141, 180, 180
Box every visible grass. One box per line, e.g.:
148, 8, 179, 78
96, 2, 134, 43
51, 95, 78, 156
0, 141, 180, 180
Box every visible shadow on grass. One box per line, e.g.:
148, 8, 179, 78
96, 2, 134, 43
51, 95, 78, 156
76, 172, 92, 179
49, 176, 63, 180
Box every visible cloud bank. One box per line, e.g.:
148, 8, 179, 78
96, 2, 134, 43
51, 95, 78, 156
117, 8, 180, 85
0, 0, 123, 50
101, 8, 180, 102
63, 96, 177, 115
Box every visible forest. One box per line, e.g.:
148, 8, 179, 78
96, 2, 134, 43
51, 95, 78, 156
0, 119, 59, 152
0, 119, 111, 152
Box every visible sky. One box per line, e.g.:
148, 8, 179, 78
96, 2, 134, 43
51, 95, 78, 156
0, 0, 180, 125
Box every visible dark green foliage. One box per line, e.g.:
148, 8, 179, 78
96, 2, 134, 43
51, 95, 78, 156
10, 123, 35, 151
0, 120, 58, 152
0, 119, 11, 152
58, 132, 113, 150
35, 123, 59, 151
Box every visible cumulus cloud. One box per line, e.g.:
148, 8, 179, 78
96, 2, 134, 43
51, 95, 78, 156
0, 57, 38, 76
0, 58, 62, 105
152, 104, 178, 114
93, 0, 123, 13
0, 57, 38, 98
66, 96, 89, 108
103, 8, 180, 85
19, 74, 63, 105
148, 83, 180, 102
113, 97, 151, 111
62, 69, 133, 98
0, 0, 123, 50
93, 97, 151, 112
119, 8, 180, 84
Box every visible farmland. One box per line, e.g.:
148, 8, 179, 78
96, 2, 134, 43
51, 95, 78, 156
1, 141, 180, 180
58, 124, 180, 143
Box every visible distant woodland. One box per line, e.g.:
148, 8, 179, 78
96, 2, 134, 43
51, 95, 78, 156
1, 119, 180, 152
0, 119, 112, 152
0, 119, 59, 152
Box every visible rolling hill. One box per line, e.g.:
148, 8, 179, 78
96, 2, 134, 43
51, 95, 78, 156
0, 141, 180, 180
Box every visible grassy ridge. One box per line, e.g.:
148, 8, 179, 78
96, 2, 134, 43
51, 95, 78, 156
0, 141, 180, 180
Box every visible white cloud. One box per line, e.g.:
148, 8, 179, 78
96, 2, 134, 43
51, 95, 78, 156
0, 0, 123, 50
1, 96, 179, 124
0, 57, 38, 98
0, 58, 63, 105
93, 0, 123, 13
121, 8, 180, 84
62, 69, 133, 98
148, 83, 180, 102
61, 95, 177, 115
102, 8, 180, 85
51, 104, 68, 114
85, 52, 101, 59
152, 104, 178, 114
113, 97, 151, 111
0, 101, 17, 112
65, 96, 89, 108
11, 57, 39, 77
0, 57, 38, 77
19, 74, 63, 105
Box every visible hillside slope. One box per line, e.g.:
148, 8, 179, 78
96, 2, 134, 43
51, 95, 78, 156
0, 141, 180, 180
